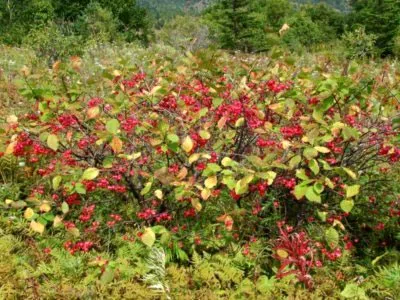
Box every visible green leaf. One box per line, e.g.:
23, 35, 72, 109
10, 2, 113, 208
81, 167, 100, 180
325, 227, 339, 248
256, 275, 276, 294
317, 211, 327, 222
340, 199, 354, 213
288, 155, 301, 170
314, 146, 330, 153
235, 175, 253, 195
47, 134, 59, 151
257, 171, 277, 185
305, 186, 321, 203
52, 175, 62, 190
312, 108, 325, 124
141, 227, 156, 247
61, 201, 69, 214
221, 157, 237, 167
341, 283, 367, 299
313, 182, 324, 194
167, 133, 180, 143
140, 181, 152, 195
303, 147, 318, 160
293, 184, 308, 200
100, 267, 115, 284
296, 169, 309, 180
203, 163, 222, 176
342, 126, 359, 141
151, 225, 168, 234
346, 185, 360, 198
103, 156, 114, 168
309, 159, 320, 175
75, 183, 86, 194
222, 176, 236, 190
106, 119, 120, 134
342, 167, 357, 179
318, 159, 332, 170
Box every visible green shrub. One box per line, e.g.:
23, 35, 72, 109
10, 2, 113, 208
342, 27, 377, 59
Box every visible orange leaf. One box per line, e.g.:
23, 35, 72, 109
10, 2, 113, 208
177, 167, 188, 180
110, 136, 123, 153
217, 116, 227, 129
87, 106, 100, 119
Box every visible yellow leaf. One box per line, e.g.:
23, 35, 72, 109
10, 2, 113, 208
24, 208, 34, 219
314, 146, 331, 153
6, 115, 18, 124
199, 129, 211, 139
343, 167, 357, 180
182, 136, 194, 153
47, 134, 59, 151
150, 85, 162, 95
141, 227, 156, 247
266, 171, 277, 185
52, 175, 62, 190
269, 103, 282, 110
188, 153, 201, 164
67, 227, 80, 237
221, 157, 233, 167
30, 221, 45, 234
40, 203, 51, 213
201, 189, 211, 200
276, 249, 289, 258
235, 117, 245, 127
191, 198, 202, 212
154, 189, 163, 200
150, 138, 163, 146
53, 216, 63, 228
5, 141, 16, 154
204, 175, 217, 189
110, 136, 123, 153
81, 167, 100, 180
281, 140, 291, 149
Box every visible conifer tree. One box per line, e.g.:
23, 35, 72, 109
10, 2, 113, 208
207, 0, 256, 51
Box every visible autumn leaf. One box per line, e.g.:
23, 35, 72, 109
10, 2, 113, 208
47, 134, 59, 151
82, 167, 100, 180
141, 227, 156, 247
110, 136, 123, 153
204, 175, 217, 189
182, 136, 194, 153
30, 220, 45, 234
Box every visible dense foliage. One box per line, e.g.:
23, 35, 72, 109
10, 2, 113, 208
1, 0, 400, 57
1, 0, 400, 298
0, 44, 399, 298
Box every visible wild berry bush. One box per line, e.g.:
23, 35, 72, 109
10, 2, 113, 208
0, 49, 399, 296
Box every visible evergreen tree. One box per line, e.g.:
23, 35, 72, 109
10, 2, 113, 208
205, 0, 256, 51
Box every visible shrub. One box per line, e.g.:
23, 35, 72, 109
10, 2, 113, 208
0, 49, 399, 292
157, 15, 211, 52
22, 22, 82, 63
342, 27, 377, 59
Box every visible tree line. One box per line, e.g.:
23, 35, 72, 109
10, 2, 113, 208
0, 0, 399, 57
